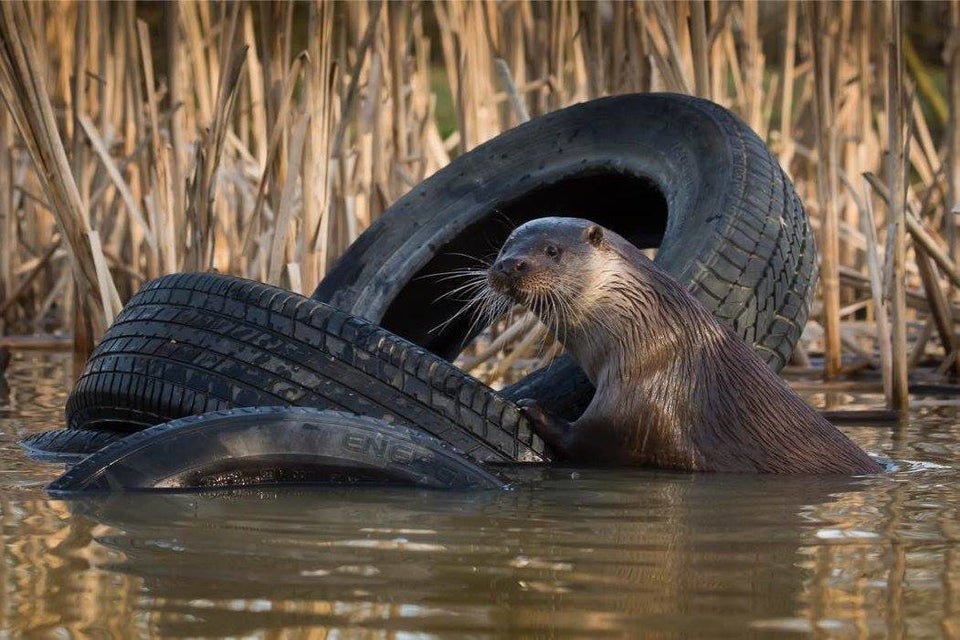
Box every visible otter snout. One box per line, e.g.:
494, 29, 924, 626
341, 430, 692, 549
488, 256, 530, 294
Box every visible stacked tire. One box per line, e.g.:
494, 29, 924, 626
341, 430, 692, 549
26, 273, 547, 467
25, 94, 817, 486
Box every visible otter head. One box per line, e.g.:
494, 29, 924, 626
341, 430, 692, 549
487, 217, 606, 323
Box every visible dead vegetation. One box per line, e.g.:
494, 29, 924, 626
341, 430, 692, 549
0, 1, 956, 409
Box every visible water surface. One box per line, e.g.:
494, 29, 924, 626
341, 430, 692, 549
1, 352, 959, 638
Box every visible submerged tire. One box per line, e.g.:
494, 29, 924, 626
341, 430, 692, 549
20, 428, 126, 464
313, 93, 816, 418
47, 407, 509, 493
62, 273, 546, 464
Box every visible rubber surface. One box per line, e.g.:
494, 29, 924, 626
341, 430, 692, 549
313, 93, 816, 417
63, 273, 546, 464
20, 428, 126, 464
48, 407, 510, 493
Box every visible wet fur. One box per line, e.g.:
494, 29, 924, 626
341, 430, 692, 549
487, 217, 881, 474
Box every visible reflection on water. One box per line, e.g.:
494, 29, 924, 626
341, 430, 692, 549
2, 353, 960, 638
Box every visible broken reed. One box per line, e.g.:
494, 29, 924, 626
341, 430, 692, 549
0, 0, 957, 408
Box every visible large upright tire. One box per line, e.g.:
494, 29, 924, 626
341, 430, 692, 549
55, 273, 547, 464
313, 93, 816, 418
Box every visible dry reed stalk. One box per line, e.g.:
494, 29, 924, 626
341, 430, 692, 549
0, 240, 58, 320
458, 312, 540, 373
387, 4, 410, 201
184, 29, 247, 273
904, 212, 960, 290
165, 3, 186, 231
239, 7, 266, 170
242, 51, 307, 266
948, 1, 960, 267
864, 178, 949, 285
411, 5, 442, 176
909, 100, 940, 188
0, 334, 72, 349
494, 58, 531, 124
834, 7, 859, 285
886, 0, 909, 410
180, 2, 214, 128
136, 18, 177, 275
647, 2, 692, 94
286, 261, 303, 298
574, 3, 600, 99
705, 0, 727, 101
851, 176, 893, 403
87, 229, 121, 325
839, 328, 876, 366
806, 2, 842, 378
720, 24, 745, 109
840, 172, 893, 392
300, 0, 336, 293
256, 2, 295, 234
341, 0, 383, 232
689, 0, 710, 98
77, 115, 155, 252
433, 2, 500, 152
909, 318, 935, 368
758, 73, 780, 144
856, 1, 876, 231
0, 1, 119, 342
671, 2, 693, 92
838, 298, 872, 318
488, 321, 548, 383
67, 2, 87, 192
116, 5, 148, 283
605, 2, 625, 93
0, 109, 14, 330
331, 1, 382, 158
839, 266, 960, 318
267, 110, 308, 286
914, 245, 956, 365
741, 0, 762, 133
567, 3, 590, 104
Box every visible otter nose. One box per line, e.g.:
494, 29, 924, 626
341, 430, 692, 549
492, 257, 529, 277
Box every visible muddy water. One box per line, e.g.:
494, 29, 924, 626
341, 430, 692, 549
1, 352, 959, 638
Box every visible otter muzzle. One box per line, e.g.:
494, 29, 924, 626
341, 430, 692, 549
488, 257, 529, 294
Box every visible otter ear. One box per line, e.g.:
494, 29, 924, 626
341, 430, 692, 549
585, 224, 603, 247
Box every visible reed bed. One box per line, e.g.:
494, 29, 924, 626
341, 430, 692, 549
0, 1, 956, 409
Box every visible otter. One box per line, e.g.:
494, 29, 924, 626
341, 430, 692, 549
485, 217, 881, 474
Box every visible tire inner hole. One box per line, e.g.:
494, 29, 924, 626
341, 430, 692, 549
380, 172, 669, 378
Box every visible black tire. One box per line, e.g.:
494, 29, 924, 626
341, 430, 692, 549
20, 428, 126, 464
62, 272, 547, 464
47, 407, 510, 493
313, 93, 816, 417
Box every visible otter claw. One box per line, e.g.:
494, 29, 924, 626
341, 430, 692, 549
517, 398, 550, 423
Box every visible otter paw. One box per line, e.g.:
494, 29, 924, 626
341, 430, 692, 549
517, 398, 550, 424
517, 399, 571, 451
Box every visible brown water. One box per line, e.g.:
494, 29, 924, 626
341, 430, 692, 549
1, 352, 959, 638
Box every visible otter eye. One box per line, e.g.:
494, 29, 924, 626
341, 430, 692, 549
544, 245, 560, 258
